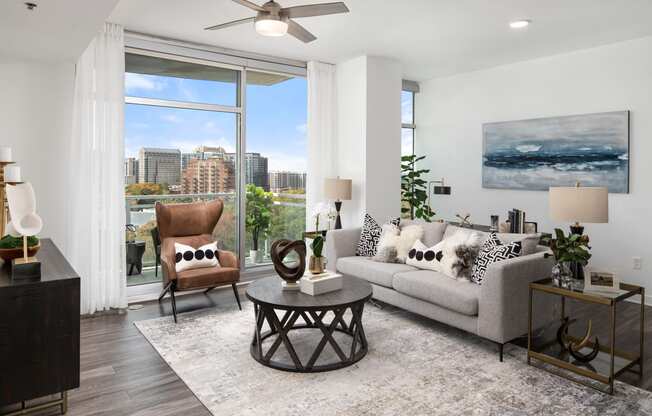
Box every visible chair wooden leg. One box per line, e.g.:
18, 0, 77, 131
499, 343, 504, 362
170, 283, 178, 323
158, 281, 172, 302
232, 283, 242, 311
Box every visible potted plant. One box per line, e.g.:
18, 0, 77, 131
308, 235, 327, 275
245, 184, 273, 264
401, 154, 436, 221
546, 228, 591, 288
0, 234, 40, 261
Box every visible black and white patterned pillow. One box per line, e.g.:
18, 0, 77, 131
482, 232, 502, 250
356, 214, 400, 257
174, 241, 220, 273
471, 239, 522, 284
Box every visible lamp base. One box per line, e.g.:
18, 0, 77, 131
568, 223, 585, 280
334, 200, 343, 230
570, 223, 584, 235
11, 257, 41, 280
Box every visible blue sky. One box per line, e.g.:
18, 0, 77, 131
125, 72, 307, 172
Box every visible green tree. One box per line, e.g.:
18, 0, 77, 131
246, 184, 273, 251
401, 154, 436, 221
125, 182, 169, 196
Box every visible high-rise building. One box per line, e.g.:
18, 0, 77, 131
138, 148, 181, 186
268, 171, 306, 192
181, 146, 228, 171
124, 157, 139, 185
182, 157, 235, 194
225, 152, 269, 190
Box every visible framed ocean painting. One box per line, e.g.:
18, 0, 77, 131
482, 111, 630, 193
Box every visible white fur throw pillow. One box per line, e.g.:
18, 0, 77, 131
396, 224, 424, 263
174, 241, 220, 273
373, 224, 401, 263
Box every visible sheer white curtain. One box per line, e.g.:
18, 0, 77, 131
306, 61, 337, 229
66, 22, 127, 314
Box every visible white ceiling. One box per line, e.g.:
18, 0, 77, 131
0, 0, 121, 62
109, 0, 652, 80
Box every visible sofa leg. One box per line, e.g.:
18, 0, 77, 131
204, 287, 215, 294
499, 343, 504, 362
232, 283, 242, 310
158, 281, 172, 302
368, 298, 384, 309
170, 283, 178, 323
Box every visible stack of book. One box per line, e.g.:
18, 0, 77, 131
507, 209, 526, 233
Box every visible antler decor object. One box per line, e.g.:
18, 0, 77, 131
6, 182, 43, 280
556, 317, 600, 363
270, 239, 306, 291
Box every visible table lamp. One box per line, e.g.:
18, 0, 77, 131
549, 183, 608, 235
324, 177, 352, 229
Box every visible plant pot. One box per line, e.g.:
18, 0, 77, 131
0, 243, 41, 262
552, 261, 573, 289
308, 256, 327, 275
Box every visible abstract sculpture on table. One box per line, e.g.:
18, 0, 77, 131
6, 183, 43, 279
270, 239, 306, 290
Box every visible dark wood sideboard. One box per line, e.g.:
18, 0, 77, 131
0, 239, 80, 415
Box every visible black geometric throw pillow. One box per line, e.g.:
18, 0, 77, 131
356, 214, 400, 257
471, 240, 522, 285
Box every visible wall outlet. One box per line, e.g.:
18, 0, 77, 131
633, 257, 642, 270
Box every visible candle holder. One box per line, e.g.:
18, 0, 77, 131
0, 161, 17, 237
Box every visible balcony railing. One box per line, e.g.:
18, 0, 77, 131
125, 191, 306, 286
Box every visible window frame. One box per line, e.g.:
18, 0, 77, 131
123, 41, 307, 298
401, 89, 416, 156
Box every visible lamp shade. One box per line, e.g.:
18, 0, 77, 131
549, 186, 608, 223
324, 178, 352, 201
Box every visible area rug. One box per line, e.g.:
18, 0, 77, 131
135, 302, 652, 415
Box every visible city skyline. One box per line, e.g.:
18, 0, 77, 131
126, 145, 306, 193
124, 73, 307, 173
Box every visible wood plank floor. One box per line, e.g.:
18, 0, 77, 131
3, 285, 652, 415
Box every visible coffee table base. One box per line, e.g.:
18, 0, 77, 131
250, 301, 368, 372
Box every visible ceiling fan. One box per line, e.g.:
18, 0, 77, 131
205, 0, 349, 43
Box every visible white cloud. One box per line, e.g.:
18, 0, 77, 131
125, 73, 164, 93
161, 114, 182, 123
265, 151, 307, 173
295, 123, 307, 134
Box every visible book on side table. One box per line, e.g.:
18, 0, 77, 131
300, 271, 342, 295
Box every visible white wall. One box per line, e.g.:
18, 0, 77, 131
416, 36, 652, 297
336, 55, 402, 227
0, 59, 75, 249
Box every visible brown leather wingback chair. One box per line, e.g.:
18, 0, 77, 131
155, 200, 241, 322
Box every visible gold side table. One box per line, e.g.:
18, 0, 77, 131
528, 278, 644, 394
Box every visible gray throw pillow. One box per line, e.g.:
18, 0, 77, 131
372, 246, 398, 263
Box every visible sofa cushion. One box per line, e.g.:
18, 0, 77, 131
444, 225, 540, 255
401, 219, 448, 247
392, 270, 481, 316
337, 256, 417, 288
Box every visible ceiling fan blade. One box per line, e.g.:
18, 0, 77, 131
281, 2, 349, 18
287, 19, 317, 43
205, 16, 255, 30
231, 0, 265, 12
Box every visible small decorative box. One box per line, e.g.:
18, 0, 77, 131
300, 271, 343, 296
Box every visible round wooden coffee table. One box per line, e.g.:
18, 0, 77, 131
246, 275, 372, 372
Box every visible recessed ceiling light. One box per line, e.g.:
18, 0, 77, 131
509, 20, 531, 29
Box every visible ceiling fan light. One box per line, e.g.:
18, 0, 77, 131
255, 18, 288, 37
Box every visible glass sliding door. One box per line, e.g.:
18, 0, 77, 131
123, 47, 308, 288
124, 51, 241, 286
244, 70, 307, 266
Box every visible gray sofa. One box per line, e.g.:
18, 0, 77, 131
325, 222, 555, 360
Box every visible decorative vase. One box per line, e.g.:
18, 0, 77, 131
552, 262, 573, 289
308, 256, 327, 275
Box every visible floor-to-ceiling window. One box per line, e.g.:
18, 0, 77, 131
401, 89, 415, 156
123, 46, 306, 288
